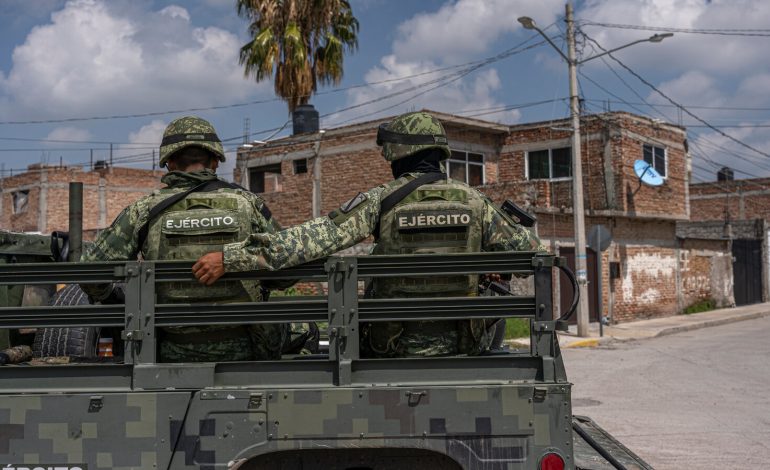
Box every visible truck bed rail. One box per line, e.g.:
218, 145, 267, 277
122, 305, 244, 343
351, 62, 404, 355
0, 252, 566, 390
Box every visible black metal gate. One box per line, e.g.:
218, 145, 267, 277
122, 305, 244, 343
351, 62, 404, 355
732, 239, 763, 306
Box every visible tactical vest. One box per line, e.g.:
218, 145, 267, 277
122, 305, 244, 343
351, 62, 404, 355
372, 177, 486, 298
142, 187, 255, 303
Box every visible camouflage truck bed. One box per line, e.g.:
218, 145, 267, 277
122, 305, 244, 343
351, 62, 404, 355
0, 384, 571, 469
0, 252, 651, 470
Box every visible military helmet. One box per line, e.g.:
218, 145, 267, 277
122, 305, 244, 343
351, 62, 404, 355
158, 116, 226, 167
377, 111, 451, 161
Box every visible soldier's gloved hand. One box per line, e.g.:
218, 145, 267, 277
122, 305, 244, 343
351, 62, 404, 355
193, 251, 225, 286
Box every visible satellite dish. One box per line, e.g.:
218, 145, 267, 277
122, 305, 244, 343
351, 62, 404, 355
633, 160, 664, 187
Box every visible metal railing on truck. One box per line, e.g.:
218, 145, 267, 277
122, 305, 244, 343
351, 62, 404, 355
0, 251, 567, 391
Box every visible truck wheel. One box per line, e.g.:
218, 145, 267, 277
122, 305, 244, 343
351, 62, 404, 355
32, 284, 99, 358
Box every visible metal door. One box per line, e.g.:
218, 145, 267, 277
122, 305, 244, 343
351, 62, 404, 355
732, 239, 763, 306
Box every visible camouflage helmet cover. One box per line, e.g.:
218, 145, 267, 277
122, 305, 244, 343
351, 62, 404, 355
159, 116, 226, 167
377, 111, 451, 161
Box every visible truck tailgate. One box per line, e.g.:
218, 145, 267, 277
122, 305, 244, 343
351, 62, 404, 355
572, 415, 653, 470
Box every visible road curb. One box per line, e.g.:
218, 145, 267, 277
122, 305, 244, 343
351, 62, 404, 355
562, 338, 600, 348
653, 309, 770, 338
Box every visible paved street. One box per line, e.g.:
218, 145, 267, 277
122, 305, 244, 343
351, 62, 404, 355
564, 316, 770, 469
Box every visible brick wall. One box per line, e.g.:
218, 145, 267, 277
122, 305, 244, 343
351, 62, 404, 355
494, 113, 688, 219
1, 165, 164, 234
238, 122, 503, 227
534, 216, 733, 323
679, 238, 734, 310
690, 178, 770, 222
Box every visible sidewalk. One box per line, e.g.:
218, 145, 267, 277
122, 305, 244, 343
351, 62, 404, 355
508, 302, 770, 349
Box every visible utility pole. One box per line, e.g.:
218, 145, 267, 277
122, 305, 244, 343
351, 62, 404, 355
519, 6, 672, 337
565, 2, 591, 337
311, 130, 326, 218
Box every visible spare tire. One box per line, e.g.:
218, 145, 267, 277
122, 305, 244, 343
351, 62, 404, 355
32, 284, 99, 358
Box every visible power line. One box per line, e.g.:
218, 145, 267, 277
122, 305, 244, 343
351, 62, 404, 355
331, 36, 548, 125
579, 30, 770, 162
689, 133, 770, 173
580, 33, 673, 122
0, 36, 551, 127
581, 21, 770, 37
583, 99, 770, 112
578, 71, 656, 118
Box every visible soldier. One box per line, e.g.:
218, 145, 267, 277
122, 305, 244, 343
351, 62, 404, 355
81, 116, 287, 362
193, 111, 544, 357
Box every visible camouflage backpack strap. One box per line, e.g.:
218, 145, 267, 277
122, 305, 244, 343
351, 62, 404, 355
374, 172, 446, 239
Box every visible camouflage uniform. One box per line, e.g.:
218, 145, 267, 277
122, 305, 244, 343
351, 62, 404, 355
223, 112, 544, 357
0, 345, 32, 365
81, 116, 287, 362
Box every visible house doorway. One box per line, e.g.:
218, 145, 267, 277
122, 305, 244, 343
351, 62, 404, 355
732, 239, 763, 306
558, 247, 600, 323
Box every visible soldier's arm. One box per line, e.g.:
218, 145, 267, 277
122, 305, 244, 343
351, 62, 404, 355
481, 200, 548, 252
247, 193, 283, 233
221, 187, 384, 273
79, 206, 141, 302
245, 193, 295, 289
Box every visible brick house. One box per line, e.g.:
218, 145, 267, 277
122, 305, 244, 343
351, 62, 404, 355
0, 164, 164, 237
686, 174, 770, 305
235, 110, 734, 324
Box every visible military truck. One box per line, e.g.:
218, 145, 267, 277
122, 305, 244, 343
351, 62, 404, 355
0, 241, 651, 469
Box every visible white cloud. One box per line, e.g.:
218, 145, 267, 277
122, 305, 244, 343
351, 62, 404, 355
340, 56, 520, 125
571, 0, 770, 180
0, 0, 267, 121
637, 65, 770, 180
343, 0, 563, 124
393, 0, 562, 62
578, 0, 770, 75
45, 126, 92, 142
159, 5, 190, 22
127, 120, 165, 147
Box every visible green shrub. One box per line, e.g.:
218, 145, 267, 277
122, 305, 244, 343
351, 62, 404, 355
683, 298, 716, 315
505, 318, 531, 339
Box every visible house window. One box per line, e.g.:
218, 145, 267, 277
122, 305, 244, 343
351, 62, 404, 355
293, 158, 308, 174
12, 190, 29, 214
445, 150, 485, 186
249, 164, 282, 193
643, 143, 666, 178
526, 147, 571, 180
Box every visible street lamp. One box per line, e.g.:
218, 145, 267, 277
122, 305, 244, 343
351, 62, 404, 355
518, 5, 672, 337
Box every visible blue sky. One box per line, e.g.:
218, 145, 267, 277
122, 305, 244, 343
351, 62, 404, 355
1, 0, 769, 183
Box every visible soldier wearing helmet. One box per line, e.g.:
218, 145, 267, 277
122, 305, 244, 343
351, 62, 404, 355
193, 111, 545, 357
81, 116, 288, 362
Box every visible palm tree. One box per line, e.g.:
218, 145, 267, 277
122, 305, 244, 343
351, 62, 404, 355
237, 0, 359, 113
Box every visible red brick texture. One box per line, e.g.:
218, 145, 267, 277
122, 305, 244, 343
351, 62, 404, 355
690, 178, 770, 222
1, 165, 164, 235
